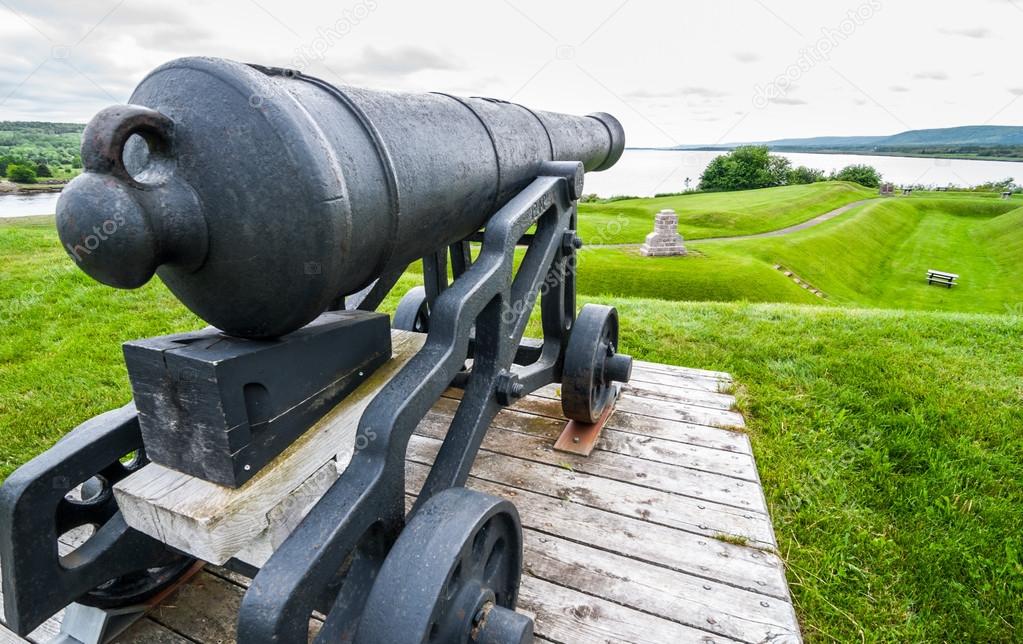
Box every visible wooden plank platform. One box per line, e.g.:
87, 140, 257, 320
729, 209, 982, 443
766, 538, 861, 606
2, 359, 801, 643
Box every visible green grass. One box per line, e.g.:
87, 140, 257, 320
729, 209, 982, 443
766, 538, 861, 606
613, 298, 1023, 642
575, 245, 821, 305
576, 181, 875, 243
691, 198, 1022, 314
571, 195, 1023, 315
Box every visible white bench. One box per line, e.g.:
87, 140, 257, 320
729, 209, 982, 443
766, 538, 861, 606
927, 269, 958, 288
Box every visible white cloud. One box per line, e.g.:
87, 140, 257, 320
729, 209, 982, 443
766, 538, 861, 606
0, 0, 1018, 145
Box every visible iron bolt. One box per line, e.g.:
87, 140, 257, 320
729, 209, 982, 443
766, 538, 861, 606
495, 371, 525, 406
561, 231, 583, 253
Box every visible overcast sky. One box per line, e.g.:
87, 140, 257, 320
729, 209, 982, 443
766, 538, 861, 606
0, 0, 1020, 146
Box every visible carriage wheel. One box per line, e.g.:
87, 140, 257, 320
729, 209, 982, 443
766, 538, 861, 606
561, 304, 633, 423
394, 286, 430, 333
356, 488, 533, 644
55, 443, 195, 608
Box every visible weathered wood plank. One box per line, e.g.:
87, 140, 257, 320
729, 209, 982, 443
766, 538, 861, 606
585, 423, 755, 481
603, 404, 750, 453
145, 570, 322, 643
533, 380, 737, 413
111, 619, 192, 643
614, 392, 747, 429
627, 364, 732, 392
417, 412, 767, 512
113, 331, 426, 564
633, 359, 733, 382
405, 436, 777, 548
623, 379, 737, 410
519, 575, 740, 643
234, 461, 340, 568
404, 463, 789, 599
431, 397, 758, 481
446, 383, 745, 428
445, 389, 753, 454
521, 531, 798, 644
0, 625, 25, 644
146, 571, 242, 643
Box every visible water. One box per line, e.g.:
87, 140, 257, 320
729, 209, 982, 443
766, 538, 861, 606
1, 149, 1021, 217
0, 192, 61, 218
583, 149, 1023, 198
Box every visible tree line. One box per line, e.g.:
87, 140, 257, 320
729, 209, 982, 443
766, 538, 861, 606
699, 145, 882, 191
0, 121, 84, 183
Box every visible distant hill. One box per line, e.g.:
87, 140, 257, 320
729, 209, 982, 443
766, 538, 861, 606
674, 125, 1023, 161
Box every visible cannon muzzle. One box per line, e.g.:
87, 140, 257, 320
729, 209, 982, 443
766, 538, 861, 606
57, 57, 624, 338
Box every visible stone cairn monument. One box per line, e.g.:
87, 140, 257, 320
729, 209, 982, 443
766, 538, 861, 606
640, 208, 687, 256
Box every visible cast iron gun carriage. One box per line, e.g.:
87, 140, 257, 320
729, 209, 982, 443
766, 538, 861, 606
0, 57, 630, 643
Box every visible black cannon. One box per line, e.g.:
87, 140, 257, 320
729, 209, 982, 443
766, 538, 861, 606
1, 57, 631, 643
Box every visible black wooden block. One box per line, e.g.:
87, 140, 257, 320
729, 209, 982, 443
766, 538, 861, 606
123, 311, 391, 487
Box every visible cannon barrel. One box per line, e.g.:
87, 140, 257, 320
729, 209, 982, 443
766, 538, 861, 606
57, 57, 625, 338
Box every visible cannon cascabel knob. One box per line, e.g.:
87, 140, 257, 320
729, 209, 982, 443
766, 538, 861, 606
56, 105, 207, 289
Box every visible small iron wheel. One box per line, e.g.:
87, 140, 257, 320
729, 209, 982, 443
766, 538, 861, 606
356, 488, 533, 644
394, 286, 430, 333
561, 304, 633, 423
56, 444, 195, 608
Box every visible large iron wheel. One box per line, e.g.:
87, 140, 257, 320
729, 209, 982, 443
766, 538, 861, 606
561, 304, 633, 423
356, 488, 533, 644
394, 286, 430, 333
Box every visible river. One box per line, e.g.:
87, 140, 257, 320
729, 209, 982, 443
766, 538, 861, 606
1, 150, 1021, 218
0, 192, 61, 218
583, 150, 1023, 198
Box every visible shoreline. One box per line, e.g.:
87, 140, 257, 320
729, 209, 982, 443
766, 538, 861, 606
0, 213, 55, 225
627, 146, 1023, 163
0, 180, 68, 194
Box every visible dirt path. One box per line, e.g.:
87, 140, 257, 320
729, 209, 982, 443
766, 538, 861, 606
692, 197, 880, 243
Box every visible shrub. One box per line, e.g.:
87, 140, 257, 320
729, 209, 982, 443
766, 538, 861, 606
787, 165, 826, 184
699, 145, 791, 191
6, 164, 37, 183
831, 164, 882, 188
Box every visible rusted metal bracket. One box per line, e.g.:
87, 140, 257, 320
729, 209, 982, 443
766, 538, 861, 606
553, 384, 621, 456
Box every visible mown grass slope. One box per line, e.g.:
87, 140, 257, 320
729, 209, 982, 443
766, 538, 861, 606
616, 298, 1023, 642
576, 180, 875, 243
693, 198, 1022, 313
572, 196, 1023, 315
575, 245, 820, 304
1, 219, 1021, 641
